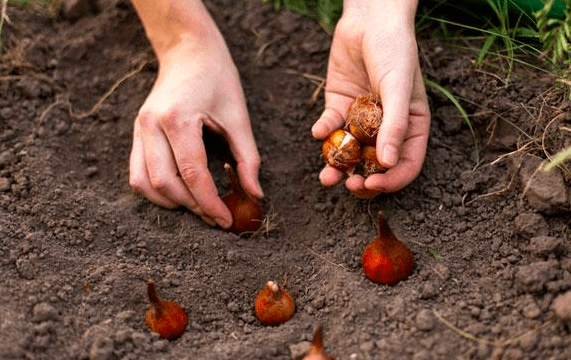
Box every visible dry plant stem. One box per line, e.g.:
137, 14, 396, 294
433, 309, 552, 347
37, 60, 150, 123
302, 245, 349, 271
462, 161, 521, 207
541, 112, 571, 178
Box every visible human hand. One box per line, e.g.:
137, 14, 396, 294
129, 33, 263, 228
311, 0, 430, 198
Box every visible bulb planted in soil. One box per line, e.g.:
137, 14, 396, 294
221, 163, 263, 235
145, 279, 188, 340
362, 212, 414, 285
303, 326, 335, 360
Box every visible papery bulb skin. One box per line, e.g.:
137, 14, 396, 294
254, 281, 295, 326
321, 129, 361, 172
221, 163, 263, 235
145, 279, 188, 340
362, 212, 414, 285
359, 146, 388, 177
345, 93, 382, 146
303, 326, 335, 360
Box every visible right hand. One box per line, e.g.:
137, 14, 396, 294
129, 34, 263, 228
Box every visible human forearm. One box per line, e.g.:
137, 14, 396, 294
130, 0, 224, 60
342, 0, 418, 28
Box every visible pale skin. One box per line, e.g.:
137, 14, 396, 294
129, 0, 430, 227
312, 0, 430, 198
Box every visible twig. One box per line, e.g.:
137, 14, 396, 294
70, 60, 149, 119
302, 245, 348, 271
309, 78, 325, 108
433, 309, 552, 347
463, 160, 521, 206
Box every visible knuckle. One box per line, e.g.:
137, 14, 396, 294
128, 176, 144, 192
148, 175, 170, 193
179, 164, 202, 185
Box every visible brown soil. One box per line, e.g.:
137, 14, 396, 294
1, 1, 571, 360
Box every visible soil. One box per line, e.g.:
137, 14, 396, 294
1, 1, 571, 360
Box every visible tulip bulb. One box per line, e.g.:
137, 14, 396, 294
345, 93, 382, 146
303, 326, 335, 360
254, 280, 295, 326
222, 163, 263, 235
362, 212, 414, 285
145, 279, 188, 340
321, 129, 361, 172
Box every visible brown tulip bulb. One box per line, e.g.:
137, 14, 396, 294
321, 129, 361, 172
303, 326, 335, 360
222, 163, 263, 235
362, 212, 414, 285
254, 281, 295, 326
145, 279, 188, 340
360, 146, 388, 177
345, 93, 382, 146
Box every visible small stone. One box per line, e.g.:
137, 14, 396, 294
359, 341, 375, 352
552, 291, 571, 323
88, 336, 113, 360
32, 303, 58, 322
528, 236, 566, 257
502, 348, 524, 360
514, 213, 549, 238
0, 150, 13, 167
512, 154, 569, 214
61, 0, 96, 21
515, 261, 559, 293
521, 301, 542, 319
289, 341, 311, 359
415, 309, 435, 331
0, 177, 10, 192
84, 166, 98, 177
518, 331, 538, 351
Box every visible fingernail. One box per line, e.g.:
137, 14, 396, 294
216, 216, 233, 229
381, 145, 398, 168
201, 216, 217, 227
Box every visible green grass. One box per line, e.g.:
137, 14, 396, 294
262, 0, 342, 32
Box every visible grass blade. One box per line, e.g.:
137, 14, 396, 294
423, 78, 480, 164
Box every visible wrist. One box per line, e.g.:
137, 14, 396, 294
131, 0, 224, 60
342, 0, 418, 28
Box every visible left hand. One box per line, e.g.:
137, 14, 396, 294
312, 0, 431, 198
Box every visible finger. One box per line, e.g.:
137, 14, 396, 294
319, 165, 345, 187
312, 89, 356, 139
129, 123, 179, 209
375, 58, 416, 169
163, 115, 233, 229
364, 130, 426, 193
221, 106, 264, 201
345, 174, 377, 198
136, 114, 212, 216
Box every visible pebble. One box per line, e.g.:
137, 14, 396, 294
552, 291, 571, 324
289, 341, 311, 359
502, 348, 524, 360
528, 236, 566, 257
518, 331, 538, 351
514, 212, 549, 238
515, 261, 558, 293
32, 302, 58, 322
89, 335, 114, 360
0, 177, 10, 192
415, 309, 435, 331
0, 150, 13, 167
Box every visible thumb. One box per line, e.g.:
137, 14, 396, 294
312, 92, 355, 139
375, 63, 415, 168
